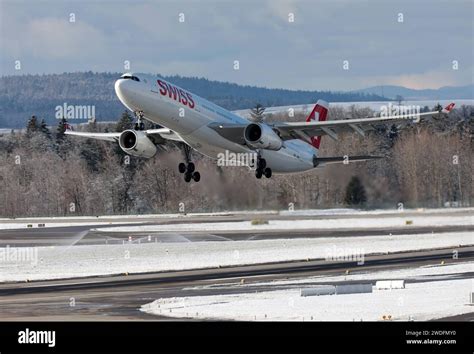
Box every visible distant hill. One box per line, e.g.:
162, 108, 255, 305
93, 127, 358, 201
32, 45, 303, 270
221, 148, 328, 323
354, 84, 474, 100
0, 72, 386, 128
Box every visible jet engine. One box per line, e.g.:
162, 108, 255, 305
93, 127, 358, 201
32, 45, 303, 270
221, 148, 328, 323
244, 123, 282, 150
119, 130, 157, 158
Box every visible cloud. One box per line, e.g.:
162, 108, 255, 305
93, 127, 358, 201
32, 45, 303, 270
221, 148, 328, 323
25, 18, 108, 59
383, 69, 472, 90
0, 0, 472, 90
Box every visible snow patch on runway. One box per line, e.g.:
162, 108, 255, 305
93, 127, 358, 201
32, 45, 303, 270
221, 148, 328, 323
141, 277, 473, 321
0, 231, 472, 282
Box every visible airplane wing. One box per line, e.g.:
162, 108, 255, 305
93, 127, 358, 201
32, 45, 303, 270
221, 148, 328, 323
65, 127, 185, 143
273, 104, 454, 143
211, 103, 455, 145
64, 130, 121, 142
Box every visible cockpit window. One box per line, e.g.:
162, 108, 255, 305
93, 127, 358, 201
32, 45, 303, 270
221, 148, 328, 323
121, 74, 140, 82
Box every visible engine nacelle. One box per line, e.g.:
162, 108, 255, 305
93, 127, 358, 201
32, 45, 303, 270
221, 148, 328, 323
244, 123, 282, 151
119, 130, 157, 158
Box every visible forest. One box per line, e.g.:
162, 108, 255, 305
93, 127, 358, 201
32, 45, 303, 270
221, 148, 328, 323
0, 104, 472, 218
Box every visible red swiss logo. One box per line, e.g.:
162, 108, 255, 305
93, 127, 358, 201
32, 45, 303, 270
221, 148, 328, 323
157, 79, 195, 109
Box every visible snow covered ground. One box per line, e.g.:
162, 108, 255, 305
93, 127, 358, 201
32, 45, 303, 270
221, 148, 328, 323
0, 221, 144, 230
184, 260, 474, 290
94, 214, 473, 233
0, 210, 279, 224
278, 207, 474, 217
1, 207, 471, 228
141, 279, 473, 321
1, 231, 472, 282
141, 261, 474, 321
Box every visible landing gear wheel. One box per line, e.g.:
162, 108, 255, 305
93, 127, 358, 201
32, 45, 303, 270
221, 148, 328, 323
258, 158, 267, 170
179, 143, 200, 183
139, 122, 145, 130
264, 167, 272, 178
187, 162, 195, 174
255, 169, 263, 179
192, 171, 201, 182
134, 123, 139, 130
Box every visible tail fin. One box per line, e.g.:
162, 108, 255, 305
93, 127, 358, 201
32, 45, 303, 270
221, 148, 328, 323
306, 99, 329, 149
442, 102, 455, 113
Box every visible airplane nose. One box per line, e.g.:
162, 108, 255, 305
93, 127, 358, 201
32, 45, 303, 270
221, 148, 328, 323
115, 78, 134, 102
115, 79, 136, 111
114, 78, 127, 97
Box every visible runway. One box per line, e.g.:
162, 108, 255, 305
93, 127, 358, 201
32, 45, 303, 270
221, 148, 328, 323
1, 208, 473, 247
1, 246, 473, 321
1, 208, 473, 321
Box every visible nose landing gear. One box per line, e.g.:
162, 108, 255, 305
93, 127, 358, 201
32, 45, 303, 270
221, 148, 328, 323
133, 110, 145, 131
178, 144, 201, 183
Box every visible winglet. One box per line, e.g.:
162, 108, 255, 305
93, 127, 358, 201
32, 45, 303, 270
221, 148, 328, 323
442, 102, 455, 113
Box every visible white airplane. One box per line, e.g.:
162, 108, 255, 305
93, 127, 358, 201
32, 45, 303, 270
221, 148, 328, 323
66, 73, 455, 182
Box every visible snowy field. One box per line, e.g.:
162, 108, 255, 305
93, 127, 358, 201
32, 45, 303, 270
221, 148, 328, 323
141, 279, 473, 321
0, 221, 145, 230
141, 262, 474, 321
0, 210, 283, 224
1, 231, 472, 282
1, 207, 472, 229
94, 214, 473, 233
183, 260, 474, 290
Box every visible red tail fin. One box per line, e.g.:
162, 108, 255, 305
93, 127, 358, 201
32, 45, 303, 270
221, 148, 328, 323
306, 100, 329, 149
442, 102, 455, 113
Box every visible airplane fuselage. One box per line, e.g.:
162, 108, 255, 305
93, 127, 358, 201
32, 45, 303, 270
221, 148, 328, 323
115, 74, 317, 173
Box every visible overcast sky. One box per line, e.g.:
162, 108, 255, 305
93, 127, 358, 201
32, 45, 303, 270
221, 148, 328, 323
0, 0, 472, 90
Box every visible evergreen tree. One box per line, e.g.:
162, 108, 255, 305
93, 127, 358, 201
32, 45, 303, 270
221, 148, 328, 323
40, 119, 51, 139
26, 115, 39, 135
250, 103, 266, 122
433, 103, 443, 112
116, 110, 133, 132
56, 117, 68, 142
344, 176, 367, 206
387, 124, 399, 147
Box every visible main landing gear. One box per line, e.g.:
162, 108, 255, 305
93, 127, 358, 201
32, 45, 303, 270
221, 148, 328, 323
133, 110, 145, 131
255, 155, 272, 179
178, 144, 200, 183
